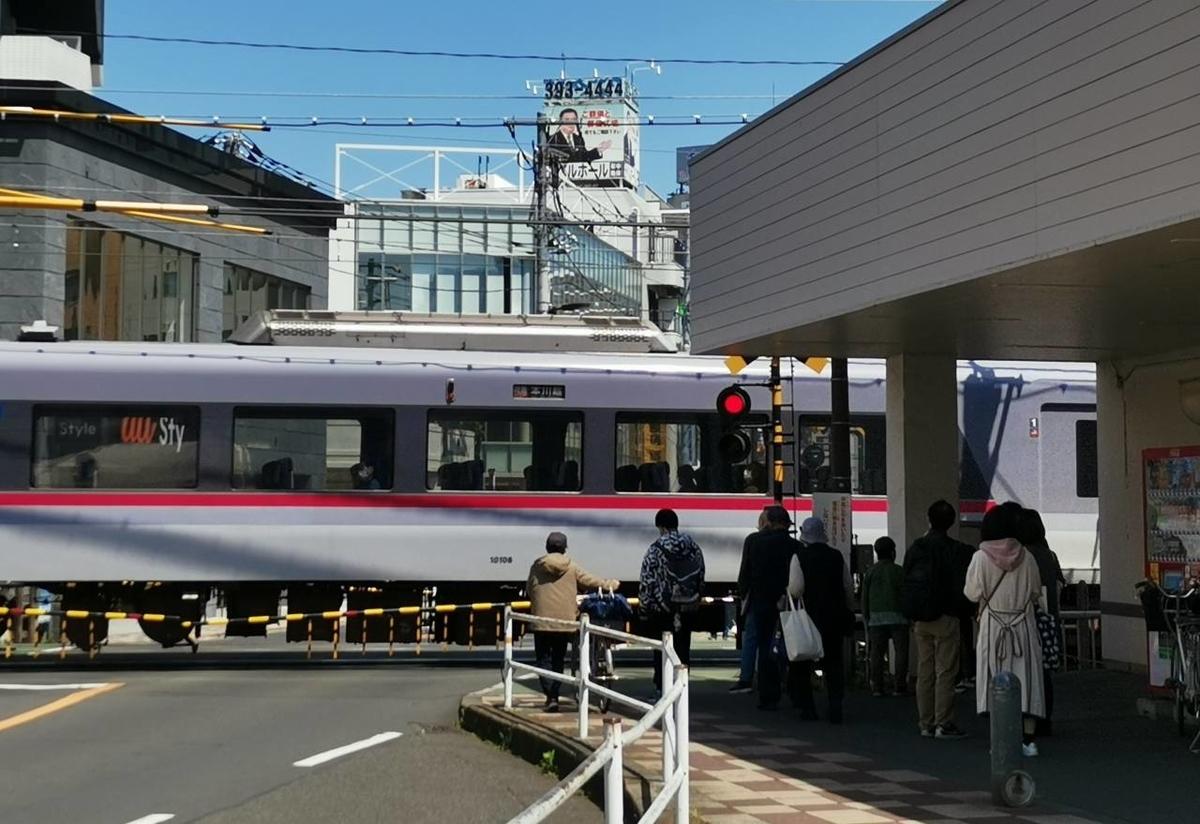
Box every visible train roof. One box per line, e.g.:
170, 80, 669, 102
0, 340, 1097, 384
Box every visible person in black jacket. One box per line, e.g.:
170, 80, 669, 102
737, 506, 800, 708
903, 500, 973, 739
1020, 507, 1066, 736
787, 517, 854, 723
546, 108, 612, 164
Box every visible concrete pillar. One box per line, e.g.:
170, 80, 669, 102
886, 354, 960, 554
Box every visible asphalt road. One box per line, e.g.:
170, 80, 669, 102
0, 667, 600, 824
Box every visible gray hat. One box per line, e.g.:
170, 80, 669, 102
799, 517, 827, 544
546, 531, 568, 552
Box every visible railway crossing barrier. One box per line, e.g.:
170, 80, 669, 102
502, 607, 689, 824
0, 596, 734, 664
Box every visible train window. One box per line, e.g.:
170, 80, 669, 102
797, 415, 887, 495
31, 405, 200, 489
232, 408, 394, 491
1076, 419, 1098, 498
614, 413, 770, 494
426, 411, 582, 491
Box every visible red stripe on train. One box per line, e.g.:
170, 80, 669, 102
0, 491, 993, 514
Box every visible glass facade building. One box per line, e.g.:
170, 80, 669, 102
351, 203, 642, 316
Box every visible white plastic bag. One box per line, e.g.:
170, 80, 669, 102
781, 596, 824, 662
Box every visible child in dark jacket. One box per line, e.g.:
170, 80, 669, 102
862, 537, 910, 696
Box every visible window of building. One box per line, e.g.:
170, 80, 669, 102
1076, 419, 1099, 499
615, 413, 770, 494
797, 415, 887, 495
427, 411, 582, 491
31, 405, 200, 488
357, 251, 532, 314
63, 223, 197, 342
232, 408, 394, 490
222, 264, 311, 340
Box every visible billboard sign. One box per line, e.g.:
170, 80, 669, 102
542, 77, 639, 187
675, 145, 709, 186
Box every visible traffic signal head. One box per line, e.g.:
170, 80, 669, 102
717, 385, 751, 422
718, 430, 754, 464
717, 385, 754, 463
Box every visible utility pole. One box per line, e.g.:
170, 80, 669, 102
533, 111, 550, 314
830, 357, 851, 495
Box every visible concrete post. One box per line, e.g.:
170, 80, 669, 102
991, 671, 1034, 806
885, 354, 960, 553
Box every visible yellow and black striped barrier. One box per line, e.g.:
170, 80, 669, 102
0, 595, 733, 662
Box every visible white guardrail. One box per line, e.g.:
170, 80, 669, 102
502, 607, 689, 824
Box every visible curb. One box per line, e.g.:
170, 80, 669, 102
459, 691, 662, 821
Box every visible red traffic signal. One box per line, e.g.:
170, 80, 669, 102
717, 385, 751, 421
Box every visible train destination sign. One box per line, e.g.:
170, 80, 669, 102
513, 384, 566, 400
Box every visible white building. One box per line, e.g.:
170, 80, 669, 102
328, 143, 688, 347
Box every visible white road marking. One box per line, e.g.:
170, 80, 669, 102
293, 731, 404, 768
121, 815, 175, 824
0, 682, 113, 691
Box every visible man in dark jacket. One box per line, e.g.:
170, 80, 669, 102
737, 505, 801, 708
787, 517, 854, 723
903, 500, 972, 739
639, 508, 705, 692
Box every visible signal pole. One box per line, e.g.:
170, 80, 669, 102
830, 357, 851, 495
770, 356, 785, 505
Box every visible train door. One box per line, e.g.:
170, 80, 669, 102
1036, 403, 1099, 579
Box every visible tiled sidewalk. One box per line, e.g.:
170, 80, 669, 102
486, 688, 1106, 824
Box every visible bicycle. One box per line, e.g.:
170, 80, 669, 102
1138, 579, 1200, 751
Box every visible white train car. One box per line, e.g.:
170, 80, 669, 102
0, 337, 1097, 642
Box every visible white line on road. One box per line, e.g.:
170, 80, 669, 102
293, 732, 404, 768
0, 683, 114, 691
121, 815, 174, 824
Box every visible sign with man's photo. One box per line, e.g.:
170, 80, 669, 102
542, 79, 639, 188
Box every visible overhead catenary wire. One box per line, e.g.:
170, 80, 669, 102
21, 31, 847, 67
0, 84, 805, 101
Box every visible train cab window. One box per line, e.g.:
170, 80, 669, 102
232, 408, 394, 491
615, 413, 770, 494
798, 415, 886, 495
31, 405, 200, 489
426, 411, 582, 491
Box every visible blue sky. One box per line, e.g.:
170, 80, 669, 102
99, 0, 944, 196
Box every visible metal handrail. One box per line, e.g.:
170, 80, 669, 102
503, 607, 689, 824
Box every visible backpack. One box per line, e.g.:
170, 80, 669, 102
663, 546, 704, 611
901, 540, 942, 622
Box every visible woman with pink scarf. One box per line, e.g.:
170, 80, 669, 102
965, 501, 1046, 757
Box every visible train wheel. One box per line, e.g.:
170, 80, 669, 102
137, 584, 208, 649
62, 589, 109, 652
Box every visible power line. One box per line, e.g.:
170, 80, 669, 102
40, 32, 846, 66
0, 84, 789, 101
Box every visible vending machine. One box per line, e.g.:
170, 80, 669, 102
1143, 446, 1200, 685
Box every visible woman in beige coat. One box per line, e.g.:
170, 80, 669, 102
965, 502, 1045, 757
